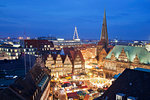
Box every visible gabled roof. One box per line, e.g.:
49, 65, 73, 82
70, 50, 85, 62
63, 47, 74, 55
106, 45, 150, 64
97, 68, 150, 100
64, 55, 72, 64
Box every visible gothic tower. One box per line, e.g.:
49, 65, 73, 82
97, 9, 109, 58
98, 9, 109, 47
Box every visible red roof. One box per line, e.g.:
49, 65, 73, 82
67, 92, 78, 99
79, 85, 88, 89
63, 81, 70, 84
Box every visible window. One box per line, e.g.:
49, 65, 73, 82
116, 93, 125, 100
127, 96, 136, 100
16, 53, 18, 56
14, 49, 18, 52
116, 95, 122, 100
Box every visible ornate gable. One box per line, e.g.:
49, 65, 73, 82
118, 48, 128, 62
56, 54, 63, 65
45, 54, 54, 67
64, 55, 72, 65
47, 54, 53, 61
133, 54, 140, 64
111, 52, 116, 61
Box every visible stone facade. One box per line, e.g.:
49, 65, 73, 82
45, 51, 85, 78
103, 46, 150, 78
63, 55, 72, 75
73, 53, 85, 75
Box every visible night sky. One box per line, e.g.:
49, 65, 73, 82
0, 0, 150, 40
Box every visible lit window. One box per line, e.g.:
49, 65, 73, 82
127, 96, 136, 100
116, 93, 125, 100
16, 53, 18, 56
14, 49, 17, 52
44, 45, 47, 48
30, 45, 32, 48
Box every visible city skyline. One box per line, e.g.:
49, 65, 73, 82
0, 0, 150, 40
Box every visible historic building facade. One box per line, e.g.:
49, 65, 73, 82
73, 52, 85, 75
63, 55, 73, 75
103, 45, 150, 78
45, 48, 86, 77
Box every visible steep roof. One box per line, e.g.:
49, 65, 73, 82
70, 50, 85, 62
106, 45, 150, 64
97, 68, 150, 100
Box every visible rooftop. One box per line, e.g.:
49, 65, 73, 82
106, 45, 150, 64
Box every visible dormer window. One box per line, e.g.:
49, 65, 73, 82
127, 96, 136, 100
116, 93, 125, 100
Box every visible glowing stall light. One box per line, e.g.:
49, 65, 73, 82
85, 65, 92, 68
54, 87, 57, 91
72, 75, 76, 80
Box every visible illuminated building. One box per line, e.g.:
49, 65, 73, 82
51, 27, 82, 48
45, 54, 73, 78
71, 50, 85, 75
103, 45, 150, 78
0, 46, 21, 60
21, 39, 54, 51
63, 55, 73, 75
45, 49, 85, 77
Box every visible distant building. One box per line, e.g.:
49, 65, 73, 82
52, 39, 82, 48
21, 39, 54, 51
0, 44, 37, 60
95, 68, 150, 100
145, 43, 150, 52
38, 36, 57, 40
128, 41, 145, 47
0, 46, 21, 60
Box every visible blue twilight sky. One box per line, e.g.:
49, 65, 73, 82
0, 0, 150, 40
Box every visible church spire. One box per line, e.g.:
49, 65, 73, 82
99, 9, 108, 46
